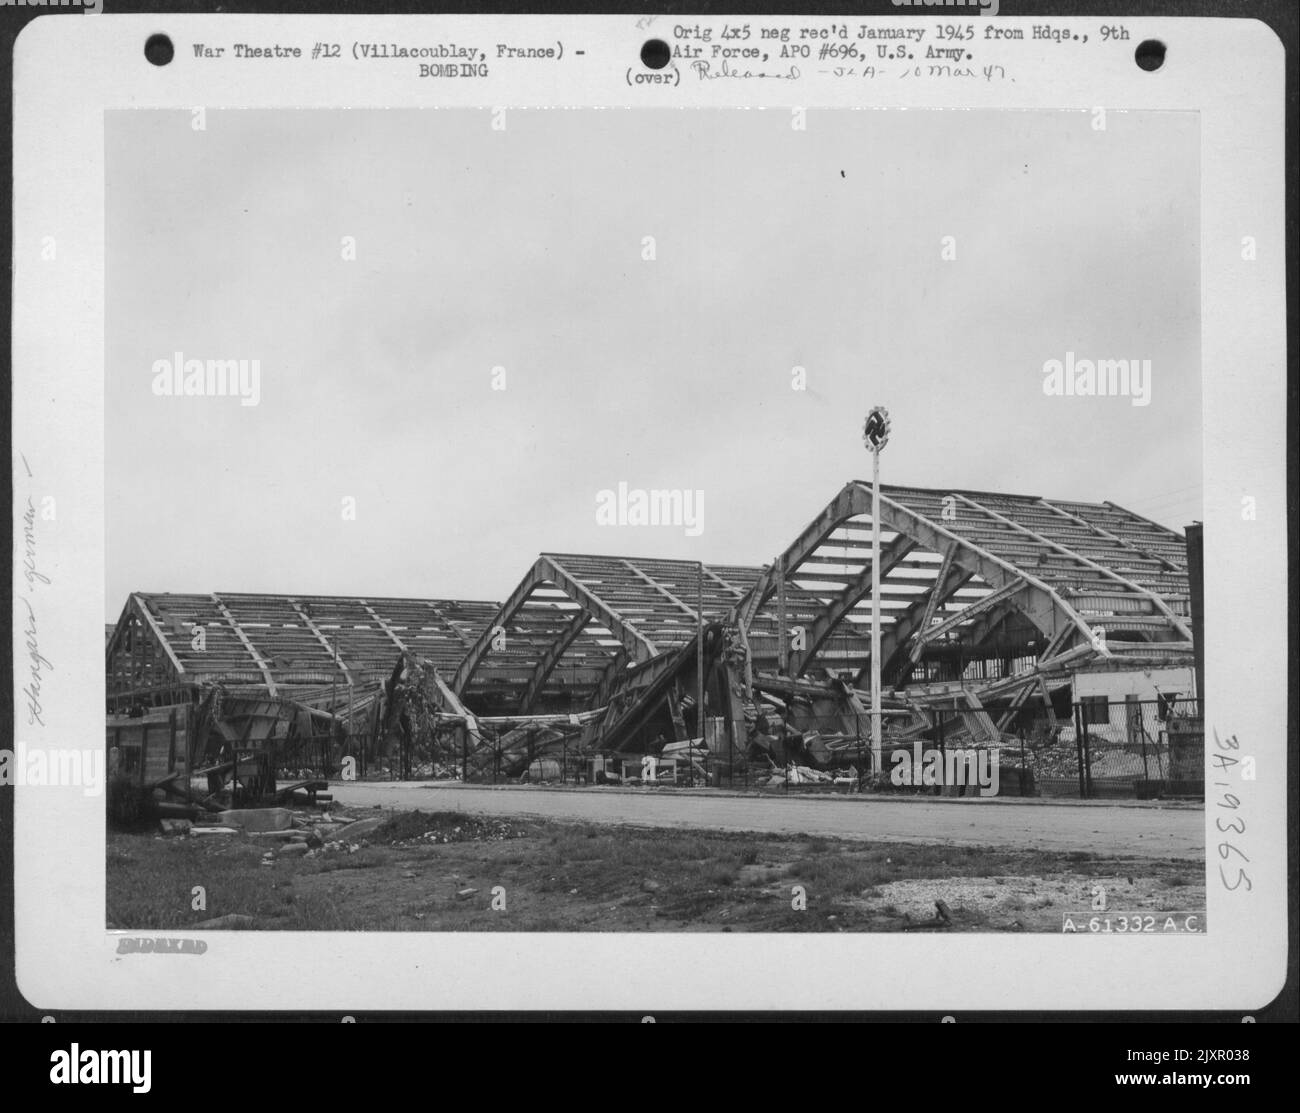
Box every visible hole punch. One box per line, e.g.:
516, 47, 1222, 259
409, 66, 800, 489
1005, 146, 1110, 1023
1134, 39, 1166, 72
144, 34, 175, 67
640, 39, 670, 70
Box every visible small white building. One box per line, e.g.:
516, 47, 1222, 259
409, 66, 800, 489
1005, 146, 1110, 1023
1072, 666, 1196, 708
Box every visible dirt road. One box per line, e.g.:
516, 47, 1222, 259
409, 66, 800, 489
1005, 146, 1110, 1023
329, 783, 1204, 859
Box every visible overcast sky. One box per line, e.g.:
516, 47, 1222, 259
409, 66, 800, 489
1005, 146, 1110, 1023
106, 108, 1200, 617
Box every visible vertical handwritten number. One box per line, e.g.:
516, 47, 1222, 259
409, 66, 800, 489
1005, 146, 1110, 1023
1219, 866, 1252, 892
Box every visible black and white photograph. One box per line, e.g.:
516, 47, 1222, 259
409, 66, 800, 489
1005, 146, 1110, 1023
101, 104, 1208, 935
6, 9, 1289, 1022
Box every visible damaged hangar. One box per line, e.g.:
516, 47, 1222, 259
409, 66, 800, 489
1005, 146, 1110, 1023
449, 481, 1195, 784
105, 593, 499, 799
105, 482, 1196, 799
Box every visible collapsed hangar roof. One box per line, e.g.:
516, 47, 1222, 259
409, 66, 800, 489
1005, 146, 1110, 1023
107, 483, 1192, 714
107, 592, 499, 704
451, 483, 1192, 712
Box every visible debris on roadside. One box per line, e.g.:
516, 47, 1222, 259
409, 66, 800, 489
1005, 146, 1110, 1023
191, 913, 255, 930
901, 900, 956, 931
368, 811, 528, 848
147, 801, 528, 871
320, 816, 385, 843
216, 807, 293, 832
757, 764, 835, 788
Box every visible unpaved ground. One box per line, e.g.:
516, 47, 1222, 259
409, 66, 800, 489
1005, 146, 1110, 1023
107, 808, 1204, 934
859, 874, 1204, 932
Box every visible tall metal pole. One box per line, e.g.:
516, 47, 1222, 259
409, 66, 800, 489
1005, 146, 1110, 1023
871, 447, 882, 772
696, 560, 704, 788
331, 630, 339, 775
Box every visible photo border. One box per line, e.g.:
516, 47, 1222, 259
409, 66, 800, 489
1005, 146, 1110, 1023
5, 5, 1293, 1016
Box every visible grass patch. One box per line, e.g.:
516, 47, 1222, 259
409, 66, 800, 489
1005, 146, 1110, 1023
106, 834, 347, 930
316, 847, 389, 872
107, 818, 1204, 933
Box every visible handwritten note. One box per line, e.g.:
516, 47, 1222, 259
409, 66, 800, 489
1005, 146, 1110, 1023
19, 464, 52, 728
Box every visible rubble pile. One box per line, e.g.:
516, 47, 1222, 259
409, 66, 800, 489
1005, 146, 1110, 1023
160, 803, 400, 861
408, 762, 458, 780
371, 811, 528, 847
462, 721, 593, 783
1021, 738, 1162, 781
757, 764, 841, 789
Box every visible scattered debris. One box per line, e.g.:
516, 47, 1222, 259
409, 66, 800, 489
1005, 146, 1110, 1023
369, 811, 527, 847
314, 842, 363, 857
757, 764, 835, 788
192, 913, 255, 930
902, 900, 956, 931
216, 808, 293, 832
332, 816, 388, 842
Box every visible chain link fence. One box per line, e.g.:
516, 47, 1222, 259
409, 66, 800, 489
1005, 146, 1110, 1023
1023, 696, 1203, 799
372, 696, 1202, 801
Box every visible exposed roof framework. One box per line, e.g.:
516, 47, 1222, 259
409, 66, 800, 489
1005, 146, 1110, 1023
733, 482, 1191, 694
450, 484, 1191, 717
106, 592, 499, 706
451, 553, 844, 713
106, 484, 1193, 729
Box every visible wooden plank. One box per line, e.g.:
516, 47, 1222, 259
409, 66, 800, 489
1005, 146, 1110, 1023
620, 560, 698, 617
358, 600, 410, 652
168, 707, 177, 774
995, 676, 1039, 732
287, 599, 356, 688
915, 576, 1026, 649
955, 494, 1191, 641
700, 565, 745, 599
667, 685, 689, 743
518, 609, 596, 713
209, 592, 278, 696
911, 543, 957, 657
